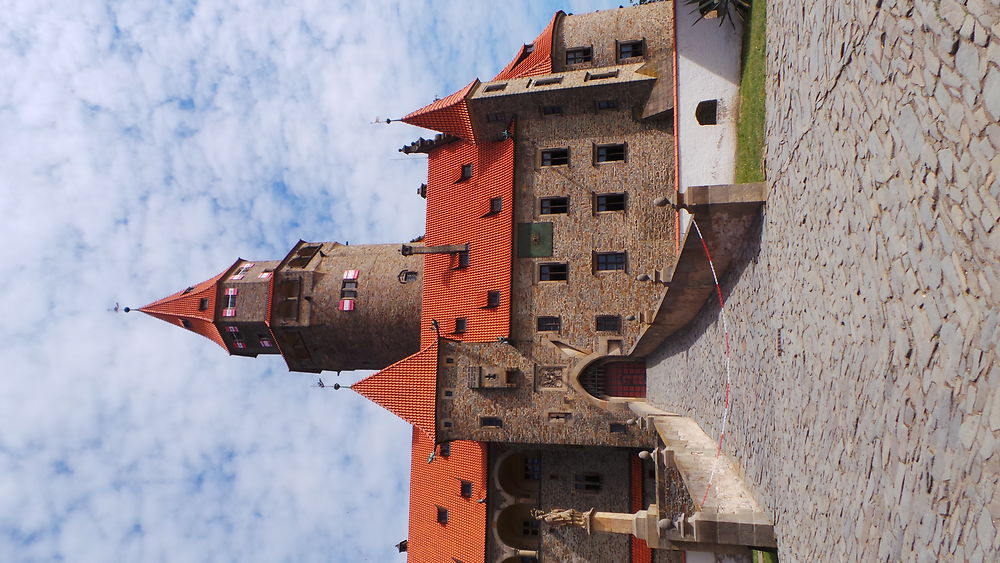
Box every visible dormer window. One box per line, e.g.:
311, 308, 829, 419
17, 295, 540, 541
566, 47, 592, 64
198, 298, 209, 311
460, 163, 473, 180
180, 319, 192, 329
437, 506, 449, 525
485, 197, 502, 216
618, 39, 645, 60
454, 318, 467, 333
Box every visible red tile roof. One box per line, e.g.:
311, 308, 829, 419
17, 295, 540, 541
492, 11, 561, 81
352, 341, 439, 440
420, 136, 515, 347
401, 79, 479, 142
408, 429, 487, 563
138, 261, 239, 351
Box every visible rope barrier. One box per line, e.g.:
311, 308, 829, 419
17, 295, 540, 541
691, 217, 733, 507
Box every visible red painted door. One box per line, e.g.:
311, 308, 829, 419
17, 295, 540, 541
604, 361, 646, 398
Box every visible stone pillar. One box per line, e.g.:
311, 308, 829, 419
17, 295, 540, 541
592, 511, 637, 535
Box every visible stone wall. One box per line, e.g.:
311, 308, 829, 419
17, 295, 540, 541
270, 242, 423, 372
554, 2, 674, 72
436, 340, 657, 448
647, 1, 999, 561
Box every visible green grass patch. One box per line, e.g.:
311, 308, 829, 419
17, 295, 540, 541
752, 548, 779, 563
733, 0, 767, 183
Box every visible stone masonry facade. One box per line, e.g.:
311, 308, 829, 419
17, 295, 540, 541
648, 1, 999, 561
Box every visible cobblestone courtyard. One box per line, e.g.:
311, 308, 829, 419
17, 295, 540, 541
647, 1, 999, 561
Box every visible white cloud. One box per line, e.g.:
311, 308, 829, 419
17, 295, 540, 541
0, 0, 617, 560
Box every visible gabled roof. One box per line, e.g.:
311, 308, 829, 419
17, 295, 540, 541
407, 429, 487, 563
401, 80, 479, 141
138, 261, 239, 350
353, 341, 439, 440
491, 11, 561, 81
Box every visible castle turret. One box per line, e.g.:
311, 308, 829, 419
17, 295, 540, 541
137, 240, 424, 373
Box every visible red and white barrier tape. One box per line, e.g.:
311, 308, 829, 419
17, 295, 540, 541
691, 217, 732, 507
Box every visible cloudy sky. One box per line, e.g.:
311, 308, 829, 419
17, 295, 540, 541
0, 0, 619, 561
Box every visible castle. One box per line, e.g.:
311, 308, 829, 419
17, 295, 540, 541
135, 3, 769, 561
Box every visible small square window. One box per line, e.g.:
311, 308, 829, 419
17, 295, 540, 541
484, 83, 507, 92
454, 318, 467, 333
597, 99, 618, 110
524, 457, 541, 480
540, 196, 569, 215
596, 315, 622, 332
596, 143, 626, 162
586, 69, 619, 80
566, 47, 592, 64
539, 263, 568, 281
595, 252, 627, 271
487, 291, 501, 308
460, 163, 473, 180
537, 316, 561, 332
540, 148, 569, 166
198, 298, 209, 311
541, 105, 562, 116
595, 193, 627, 212
618, 40, 644, 60
522, 519, 540, 536
486, 111, 506, 123
533, 76, 562, 87
488, 197, 502, 215
480, 416, 503, 428
460, 480, 473, 498
574, 472, 602, 492
437, 506, 449, 525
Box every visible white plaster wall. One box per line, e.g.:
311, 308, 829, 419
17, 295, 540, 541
675, 3, 744, 192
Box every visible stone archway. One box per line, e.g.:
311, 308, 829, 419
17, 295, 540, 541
579, 358, 647, 399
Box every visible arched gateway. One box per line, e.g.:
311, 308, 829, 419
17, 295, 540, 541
579, 358, 647, 399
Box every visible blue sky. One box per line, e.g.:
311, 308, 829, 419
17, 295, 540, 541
0, 1, 619, 561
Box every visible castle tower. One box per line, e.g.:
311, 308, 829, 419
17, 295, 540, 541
136, 240, 424, 373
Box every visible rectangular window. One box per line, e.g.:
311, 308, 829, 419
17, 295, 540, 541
539, 263, 568, 281
460, 163, 473, 180
340, 289, 357, 299
460, 480, 473, 498
566, 47, 592, 64
259, 338, 273, 348
522, 519, 540, 537
539, 196, 569, 215
487, 291, 501, 308
258, 271, 272, 279
536, 316, 561, 332
548, 412, 572, 422
437, 506, 449, 525
586, 69, 619, 80
484, 83, 507, 92
234, 340, 246, 349
488, 197, 503, 215
540, 148, 569, 166
480, 416, 503, 428
456, 251, 470, 269
225, 326, 240, 333
533, 76, 562, 86
574, 473, 602, 492
222, 308, 236, 317
402, 270, 419, 282
342, 269, 360, 280
198, 298, 209, 311
223, 295, 237, 308
485, 111, 506, 123
524, 457, 541, 481
541, 105, 562, 116
597, 99, 618, 110
595, 252, 627, 271
596, 143, 626, 162
618, 40, 644, 60
610, 423, 628, 433
338, 299, 355, 311
596, 315, 622, 332
454, 318, 467, 333
595, 193, 627, 212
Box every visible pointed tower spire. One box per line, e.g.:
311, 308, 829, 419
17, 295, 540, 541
136, 260, 240, 350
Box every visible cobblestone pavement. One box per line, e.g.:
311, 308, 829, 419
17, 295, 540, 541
647, 1, 999, 561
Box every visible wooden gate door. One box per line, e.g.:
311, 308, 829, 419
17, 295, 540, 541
604, 361, 646, 398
